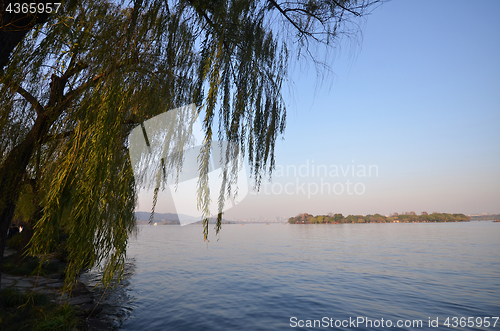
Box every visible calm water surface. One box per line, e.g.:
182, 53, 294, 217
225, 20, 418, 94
86, 221, 500, 330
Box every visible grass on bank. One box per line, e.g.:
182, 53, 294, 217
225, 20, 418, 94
1, 233, 86, 330
0, 287, 85, 331
1, 253, 64, 277
3, 231, 67, 277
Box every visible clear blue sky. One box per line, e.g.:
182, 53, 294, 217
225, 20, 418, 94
138, 0, 500, 219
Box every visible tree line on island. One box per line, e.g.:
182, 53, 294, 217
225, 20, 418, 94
288, 212, 470, 224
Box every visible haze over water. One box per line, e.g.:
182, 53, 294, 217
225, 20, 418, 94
87, 221, 500, 330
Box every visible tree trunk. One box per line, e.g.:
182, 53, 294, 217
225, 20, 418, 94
0, 4, 53, 286
0, 202, 15, 291
0, 107, 52, 289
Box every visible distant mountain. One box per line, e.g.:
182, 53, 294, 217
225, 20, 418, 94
135, 211, 181, 223
189, 217, 234, 225
135, 211, 233, 225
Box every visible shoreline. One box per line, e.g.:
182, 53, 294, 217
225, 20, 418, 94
1, 247, 115, 330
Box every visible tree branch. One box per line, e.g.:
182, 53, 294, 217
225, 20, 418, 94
58, 60, 137, 111
44, 130, 74, 142
283, 7, 325, 25
61, 58, 88, 82
331, 0, 362, 17
185, 0, 217, 32
267, 0, 316, 40
2, 76, 45, 116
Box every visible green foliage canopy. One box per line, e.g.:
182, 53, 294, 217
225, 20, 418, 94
0, 0, 378, 287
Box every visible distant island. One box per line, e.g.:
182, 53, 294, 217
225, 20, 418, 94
288, 212, 470, 224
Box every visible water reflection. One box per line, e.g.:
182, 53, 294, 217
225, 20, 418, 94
80, 258, 137, 329
83, 222, 500, 330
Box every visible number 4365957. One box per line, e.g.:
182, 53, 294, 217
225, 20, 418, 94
6, 3, 61, 14
444, 317, 498, 328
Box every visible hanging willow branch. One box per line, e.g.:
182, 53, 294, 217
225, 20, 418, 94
0, 0, 380, 288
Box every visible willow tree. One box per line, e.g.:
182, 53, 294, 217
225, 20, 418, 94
0, 0, 379, 288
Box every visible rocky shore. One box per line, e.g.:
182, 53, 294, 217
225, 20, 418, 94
1, 248, 116, 330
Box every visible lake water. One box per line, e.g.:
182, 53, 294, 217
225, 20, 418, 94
85, 221, 500, 330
